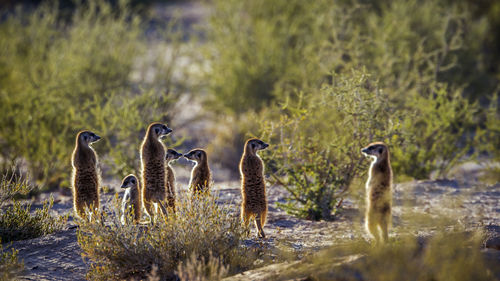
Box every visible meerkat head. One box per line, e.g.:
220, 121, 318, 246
361, 142, 389, 162
121, 174, 138, 189
245, 138, 269, 154
148, 122, 172, 139
183, 149, 207, 163
166, 149, 182, 162
78, 130, 101, 146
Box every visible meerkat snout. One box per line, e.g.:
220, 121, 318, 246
121, 175, 137, 189
153, 124, 172, 139
83, 132, 101, 144
362, 144, 386, 162
184, 150, 204, 162
166, 149, 183, 161
248, 139, 269, 154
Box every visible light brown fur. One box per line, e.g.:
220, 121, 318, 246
240, 138, 269, 238
71, 130, 101, 220
184, 149, 211, 194
140, 122, 172, 221
165, 149, 182, 212
120, 174, 141, 224
362, 142, 392, 243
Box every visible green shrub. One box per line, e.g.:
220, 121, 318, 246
0, 171, 67, 243
204, 0, 496, 112
478, 93, 500, 160
0, 0, 184, 188
77, 193, 255, 280
260, 71, 401, 220
0, 240, 24, 281
204, 0, 333, 114
391, 86, 479, 179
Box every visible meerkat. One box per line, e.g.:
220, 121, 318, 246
240, 138, 269, 238
71, 130, 101, 220
165, 149, 182, 211
362, 142, 393, 243
184, 149, 211, 194
120, 174, 141, 224
140, 122, 172, 221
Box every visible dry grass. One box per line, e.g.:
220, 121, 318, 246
77, 192, 258, 280
0, 171, 67, 243
0, 241, 24, 280
272, 230, 498, 281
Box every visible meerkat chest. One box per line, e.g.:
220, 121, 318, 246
242, 156, 263, 175
142, 143, 165, 162
122, 189, 131, 204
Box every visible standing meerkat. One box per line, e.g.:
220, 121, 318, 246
141, 122, 172, 221
184, 149, 211, 194
362, 142, 393, 243
165, 149, 182, 211
240, 138, 269, 238
71, 130, 101, 220
120, 174, 141, 224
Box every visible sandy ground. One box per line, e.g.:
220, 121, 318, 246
5, 162, 500, 281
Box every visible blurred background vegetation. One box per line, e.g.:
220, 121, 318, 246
0, 0, 498, 218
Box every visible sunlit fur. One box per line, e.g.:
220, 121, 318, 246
184, 149, 211, 194
120, 174, 141, 224
240, 138, 269, 238
165, 149, 182, 212
71, 130, 101, 220
140, 122, 172, 221
362, 142, 393, 243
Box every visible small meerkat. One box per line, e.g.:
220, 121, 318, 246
184, 149, 211, 194
362, 142, 393, 243
120, 174, 141, 224
165, 149, 182, 211
71, 130, 101, 220
240, 138, 269, 238
141, 122, 172, 221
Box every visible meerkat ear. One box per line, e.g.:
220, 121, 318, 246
378, 147, 384, 154
154, 127, 160, 135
